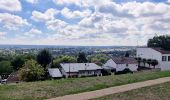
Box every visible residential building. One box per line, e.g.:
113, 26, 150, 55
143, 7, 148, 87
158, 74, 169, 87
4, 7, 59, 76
103, 57, 138, 72
137, 47, 170, 71
48, 68, 63, 78
60, 63, 102, 77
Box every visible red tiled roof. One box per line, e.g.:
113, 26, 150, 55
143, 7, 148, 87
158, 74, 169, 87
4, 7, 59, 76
112, 57, 137, 64
7, 71, 20, 83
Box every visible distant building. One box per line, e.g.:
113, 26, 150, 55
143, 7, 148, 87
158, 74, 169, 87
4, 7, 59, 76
103, 57, 138, 72
137, 47, 170, 71
48, 68, 63, 78
60, 63, 102, 77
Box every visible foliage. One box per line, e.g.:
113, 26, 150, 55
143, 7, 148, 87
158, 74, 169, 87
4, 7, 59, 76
147, 35, 170, 51
0, 61, 13, 75
88, 54, 110, 66
19, 60, 44, 82
53, 55, 76, 68
125, 52, 130, 57
11, 56, 25, 70
77, 52, 88, 63
37, 49, 52, 69
147, 59, 152, 67
151, 59, 158, 68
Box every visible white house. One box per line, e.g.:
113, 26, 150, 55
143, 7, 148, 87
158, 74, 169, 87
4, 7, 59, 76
103, 57, 138, 72
137, 47, 170, 71
60, 63, 102, 77
48, 68, 63, 78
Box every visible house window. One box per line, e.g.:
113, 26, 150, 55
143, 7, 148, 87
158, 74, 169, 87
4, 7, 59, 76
126, 64, 129, 67
168, 56, 170, 61
162, 56, 167, 61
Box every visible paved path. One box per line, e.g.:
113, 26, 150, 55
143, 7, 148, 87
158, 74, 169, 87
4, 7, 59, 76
48, 77, 170, 100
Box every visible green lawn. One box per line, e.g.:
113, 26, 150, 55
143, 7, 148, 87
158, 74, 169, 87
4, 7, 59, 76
92, 82, 170, 100
0, 71, 170, 100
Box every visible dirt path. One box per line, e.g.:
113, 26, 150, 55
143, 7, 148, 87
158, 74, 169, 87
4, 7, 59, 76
48, 77, 170, 100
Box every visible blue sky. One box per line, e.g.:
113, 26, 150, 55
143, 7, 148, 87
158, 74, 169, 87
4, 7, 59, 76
0, 0, 170, 46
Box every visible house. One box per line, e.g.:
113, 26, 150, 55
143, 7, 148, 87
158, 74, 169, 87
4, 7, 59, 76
137, 47, 170, 71
6, 71, 20, 83
48, 68, 63, 78
103, 57, 138, 72
60, 63, 102, 77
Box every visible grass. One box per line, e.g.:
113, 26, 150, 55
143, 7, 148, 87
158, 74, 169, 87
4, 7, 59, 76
0, 71, 170, 100
92, 82, 170, 100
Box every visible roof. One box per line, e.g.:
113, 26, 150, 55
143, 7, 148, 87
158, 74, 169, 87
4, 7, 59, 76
151, 47, 170, 54
6, 71, 19, 83
112, 57, 137, 64
48, 68, 62, 78
60, 63, 102, 73
137, 46, 170, 54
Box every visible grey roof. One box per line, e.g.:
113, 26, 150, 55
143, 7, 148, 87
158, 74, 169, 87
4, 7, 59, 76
48, 68, 62, 78
60, 63, 102, 73
112, 57, 137, 64
151, 47, 170, 54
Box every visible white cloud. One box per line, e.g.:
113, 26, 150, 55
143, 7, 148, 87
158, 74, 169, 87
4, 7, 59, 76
61, 7, 92, 19
26, 0, 38, 4
0, 13, 29, 30
0, 32, 6, 39
0, 0, 21, 12
46, 19, 68, 31
24, 28, 42, 37
31, 8, 59, 22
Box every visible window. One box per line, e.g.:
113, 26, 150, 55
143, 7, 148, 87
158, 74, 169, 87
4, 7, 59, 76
126, 64, 129, 67
162, 56, 167, 61
168, 56, 170, 61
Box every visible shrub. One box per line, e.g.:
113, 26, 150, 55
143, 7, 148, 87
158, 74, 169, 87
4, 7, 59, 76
19, 60, 44, 82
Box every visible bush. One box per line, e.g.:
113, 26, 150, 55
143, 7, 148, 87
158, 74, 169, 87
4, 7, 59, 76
0, 61, 13, 75
19, 60, 44, 82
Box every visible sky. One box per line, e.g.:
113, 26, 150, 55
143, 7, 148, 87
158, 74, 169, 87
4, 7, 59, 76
0, 0, 170, 46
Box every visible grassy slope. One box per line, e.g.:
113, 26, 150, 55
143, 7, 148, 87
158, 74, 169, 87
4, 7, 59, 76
92, 82, 170, 100
0, 71, 170, 100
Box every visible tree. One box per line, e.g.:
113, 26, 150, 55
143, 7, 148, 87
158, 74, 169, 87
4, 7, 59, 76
77, 52, 88, 63
137, 57, 142, 67
147, 59, 152, 68
88, 54, 109, 66
37, 49, 52, 69
147, 35, 170, 51
19, 60, 44, 82
125, 52, 130, 57
143, 58, 147, 67
53, 56, 76, 68
151, 59, 158, 68
0, 61, 13, 75
11, 56, 25, 70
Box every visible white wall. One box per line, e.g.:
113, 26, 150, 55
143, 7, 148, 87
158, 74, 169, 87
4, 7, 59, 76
103, 59, 138, 72
103, 59, 117, 69
117, 64, 138, 72
137, 47, 170, 70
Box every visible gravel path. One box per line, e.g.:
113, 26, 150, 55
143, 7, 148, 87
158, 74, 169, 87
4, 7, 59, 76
48, 77, 170, 100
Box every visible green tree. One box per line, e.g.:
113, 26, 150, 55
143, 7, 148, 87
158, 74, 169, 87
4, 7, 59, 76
147, 59, 152, 68
37, 49, 52, 69
11, 56, 25, 70
19, 60, 44, 82
151, 59, 158, 68
77, 52, 88, 63
0, 61, 13, 75
88, 54, 109, 66
53, 55, 76, 68
147, 35, 170, 51
125, 52, 130, 57
143, 58, 147, 67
